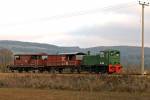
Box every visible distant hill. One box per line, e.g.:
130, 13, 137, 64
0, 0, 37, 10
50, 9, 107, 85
0, 40, 150, 67
0, 40, 82, 54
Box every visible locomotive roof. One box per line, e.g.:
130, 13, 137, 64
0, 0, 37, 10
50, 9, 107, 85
101, 49, 120, 52
14, 53, 48, 56
14, 52, 85, 56
58, 52, 86, 55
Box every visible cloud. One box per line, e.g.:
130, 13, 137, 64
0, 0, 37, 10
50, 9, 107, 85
70, 20, 150, 47
30, 33, 115, 48
0, 0, 150, 48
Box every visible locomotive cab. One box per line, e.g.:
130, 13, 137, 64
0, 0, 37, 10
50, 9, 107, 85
107, 50, 122, 73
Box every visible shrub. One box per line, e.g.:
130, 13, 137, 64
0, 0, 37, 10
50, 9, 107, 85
0, 73, 150, 93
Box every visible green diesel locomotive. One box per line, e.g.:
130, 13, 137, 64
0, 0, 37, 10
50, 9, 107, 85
82, 49, 122, 73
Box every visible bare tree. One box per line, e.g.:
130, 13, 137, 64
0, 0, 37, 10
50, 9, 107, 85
0, 48, 13, 72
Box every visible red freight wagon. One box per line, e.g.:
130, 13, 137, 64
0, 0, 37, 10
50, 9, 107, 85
46, 55, 66, 66
47, 52, 85, 67
8, 52, 85, 73
46, 52, 85, 73
14, 53, 48, 66
58, 52, 85, 66
8, 53, 48, 72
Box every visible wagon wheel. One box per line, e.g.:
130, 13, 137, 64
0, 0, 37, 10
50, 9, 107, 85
70, 68, 75, 73
58, 68, 63, 74
51, 68, 56, 74
18, 69, 23, 73
77, 67, 81, 74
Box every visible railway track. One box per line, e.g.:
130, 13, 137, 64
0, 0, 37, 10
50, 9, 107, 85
0, 72, 100, 79
0, 72, 150, 79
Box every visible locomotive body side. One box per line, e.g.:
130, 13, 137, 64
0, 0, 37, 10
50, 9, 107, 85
82, 55, 108, 73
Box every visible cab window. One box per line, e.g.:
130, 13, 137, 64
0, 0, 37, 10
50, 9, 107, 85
100, 52, 104, 57
110, 51, 120, 57
116, 52, 120, 57
110, 51, 114, 56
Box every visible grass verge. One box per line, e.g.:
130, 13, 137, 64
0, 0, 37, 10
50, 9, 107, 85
0, 88, 150, 100
0, 73, 150, 93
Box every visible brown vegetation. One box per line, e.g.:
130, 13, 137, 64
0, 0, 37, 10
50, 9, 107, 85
122, 66, 141, 74
0, 73, 150, 93
0, 88, 150, 100
0, 48, 13, 72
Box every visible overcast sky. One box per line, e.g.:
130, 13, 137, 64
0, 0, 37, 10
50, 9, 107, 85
0, 0, 150, 48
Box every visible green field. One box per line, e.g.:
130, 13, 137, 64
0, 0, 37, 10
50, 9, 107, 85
0, 88, 150, 100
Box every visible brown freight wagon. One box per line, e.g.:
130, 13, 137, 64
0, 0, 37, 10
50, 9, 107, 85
8, 53, 48, 72
8, 52, 85, 73
46, 52, 85, 73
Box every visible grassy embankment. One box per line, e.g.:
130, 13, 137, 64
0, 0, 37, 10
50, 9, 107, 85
0, 73, 150, 100
0, 73, 149, 92
0, 88, 150, 100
